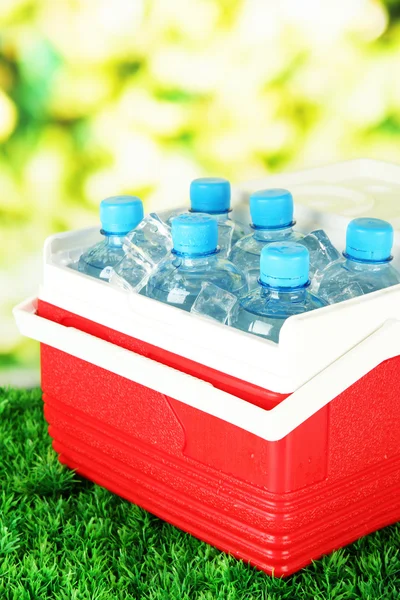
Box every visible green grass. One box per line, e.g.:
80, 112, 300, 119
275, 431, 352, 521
1, 388, 400, 600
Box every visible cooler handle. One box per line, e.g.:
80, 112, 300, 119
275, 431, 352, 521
13, 297, 400, 442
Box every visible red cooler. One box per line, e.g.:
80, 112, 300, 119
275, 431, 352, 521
13, 159, 400, 576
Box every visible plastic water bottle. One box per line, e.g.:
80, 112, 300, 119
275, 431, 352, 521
190, 178, 250, 255
229, 188, 339, 289
316, 218, 400, 304
153, 178, 250, 256
232, 242, 327, 342
145, 213, 248, 312
78, 196, 144, 280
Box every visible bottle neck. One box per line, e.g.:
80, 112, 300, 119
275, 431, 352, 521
211, 212, 230, 222
259, 283, 308, 303
172, 250, 218, 268
253, 225, 293, 242
191, 209, 230, 222
344, 255, 392, 272
102, 232, 126, 247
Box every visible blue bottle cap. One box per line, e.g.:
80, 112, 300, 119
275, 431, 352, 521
190, 177, 231, 214
171, 213, 218, 256
100, 196, 144, 234
250, 188, 294, 229
345, 218, 393, 262
260, 242, 310, 288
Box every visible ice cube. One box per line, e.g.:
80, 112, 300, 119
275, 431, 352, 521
302, 229, 341, 276
325, 281, 364, 304
217, 221, 234, 258
155, 207, 187, 228
109, 248, 154, 293
124, 213, 173, 266
191, 281, 238, 324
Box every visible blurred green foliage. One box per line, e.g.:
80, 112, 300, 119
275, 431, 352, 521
1, 0, 400, 376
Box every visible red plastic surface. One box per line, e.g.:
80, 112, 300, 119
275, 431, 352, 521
37, 300, 400, 576
38, 300, 287, 411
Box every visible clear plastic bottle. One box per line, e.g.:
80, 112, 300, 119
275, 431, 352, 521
229, 188, 339, 289
316, 218, 400, 304
145, 213, 248, 312
232, 242, 327, 343
155, 178, 250, 256
189, 178, 250, 255
78, 196, 144, 280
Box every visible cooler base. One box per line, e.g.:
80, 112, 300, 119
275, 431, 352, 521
37, 300, 400, 577
44, 391, 400, 577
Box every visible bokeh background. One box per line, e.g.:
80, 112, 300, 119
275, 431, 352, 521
2, 0, 400, 385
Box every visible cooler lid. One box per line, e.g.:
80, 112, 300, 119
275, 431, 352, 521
234, 158, 400, 268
